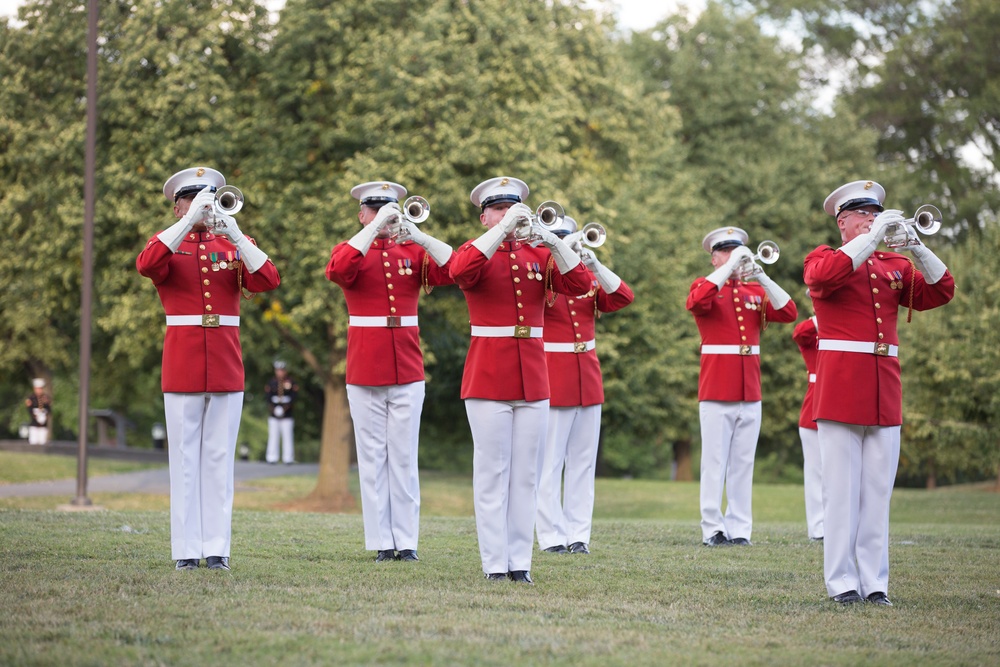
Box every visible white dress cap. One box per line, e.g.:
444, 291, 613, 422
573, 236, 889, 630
823, 180, 886, 216
163, 167, 225, 202
350, 181, 407, 206
32, 378, 46, 388
470, 176, 529, 209
702, 226, 749, 253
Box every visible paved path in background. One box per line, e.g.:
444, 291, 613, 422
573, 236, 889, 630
0, 461, 319, 498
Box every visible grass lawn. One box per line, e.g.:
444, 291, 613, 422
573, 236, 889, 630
0, 453, 998, 666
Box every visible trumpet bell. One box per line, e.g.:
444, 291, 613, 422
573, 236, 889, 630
403, 195, 430, 224
214, 185, 244, 216
581, 222, 606, 248
913, 204, 942, 235
535, 201, 564, 229
756, 240, 779, 264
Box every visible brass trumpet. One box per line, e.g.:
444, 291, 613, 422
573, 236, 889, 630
390, 195, 430, 240
514, 200, 565, 244
564, 222, 607, 250
737, 240, 780, 281
884, 204, 942, 248
213, 185, 244, 216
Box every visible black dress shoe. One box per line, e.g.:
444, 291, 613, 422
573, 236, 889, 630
484, 572, 507, 581
398, 549, 419, 562
568, 542, 590, 554
728, 537, 752, 546
206, 556, 230, 571
703, 531, 730, 546
831, 590, 864, 605
175, 559, 199, 570
375, 549, 397, 562
543, 545, 570, 554
508, 570, 534, 584
866, 592, 893, 606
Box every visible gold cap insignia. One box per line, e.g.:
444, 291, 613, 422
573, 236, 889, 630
864, 181, 873, 190
196, 168, 205, 177
381, 183, 389, 190
500, 178, 509, 186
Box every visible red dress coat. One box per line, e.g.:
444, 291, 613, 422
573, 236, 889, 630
450, 240, 593, 401
686, 277, 798, 402
544, 278, 634, 407
326, 238, 454, 386
803, 246, 955, 426
792, 316, 819, 430
136, 231, 281, 393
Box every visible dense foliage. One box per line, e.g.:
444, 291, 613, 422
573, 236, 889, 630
1, 0, 995, 487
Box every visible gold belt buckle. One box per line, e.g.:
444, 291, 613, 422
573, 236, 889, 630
202, 314, 220, 328
573, 342, 587, 354
386, 316, 401, 328
874, 342, 889, 356
514, 325, 531, 339
739, 344, 751, 356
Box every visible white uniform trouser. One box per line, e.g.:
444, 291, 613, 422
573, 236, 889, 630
346, 382, 423, 552
536, 404, 602, 550
163, 392, 243, 561
818, 420, 900, 598
466, 398, 548, 574
799, 426, 824, 539
698, 400, 761, 541
266, 417, 295, 463
28, 426, 49, 445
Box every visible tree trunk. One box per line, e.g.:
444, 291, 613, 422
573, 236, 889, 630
279, 378, 356, 512
673, 438, 693, 481
926, 459, 937, 490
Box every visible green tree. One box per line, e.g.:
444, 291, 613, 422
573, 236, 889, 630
0, 0, 275, 442
621, 3, 884, 478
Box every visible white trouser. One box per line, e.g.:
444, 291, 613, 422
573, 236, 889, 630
466, 398, 548, 574
163, 392, 243, 561
817, 420, 900, 598
536, 404, 602, 550
799, 426, 824, 539
698, 400, 761, 541
28, 426, 49, 445
346, 382, 424, 552
266, 417, 295, 463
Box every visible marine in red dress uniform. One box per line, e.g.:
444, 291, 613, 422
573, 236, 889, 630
536, 217, 634, 556
792, 310, 823, 540
137, 167, 280, 571
804, 180, 954, 606
450, 177, 592, 584
686, 227, 797, 546
325, 181, 455, 563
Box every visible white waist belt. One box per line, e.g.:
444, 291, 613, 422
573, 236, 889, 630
818, 339, 898, 358
701, 344, 760, 356
166, 314, 239, 328
809, 373, 817, 383
471, 325, 543, 339
349, 315, 418, 328
544, 340, 596, 353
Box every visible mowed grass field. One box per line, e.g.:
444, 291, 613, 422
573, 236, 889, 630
0, 452, 998, 666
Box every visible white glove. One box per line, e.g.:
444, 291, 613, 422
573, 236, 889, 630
157, 187, 216, 251
499, 203, 533, 236
348, 203, 401, 255
471, 203, 533, 259
755, 270, 792, 309
537, 228, 581, 274
399, 221, 453, 266
908, 244, 948, 284
580, 248, 621, 293
705, 245, 752, 287
212, 214, 269, 272
840, 209, 903, 269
